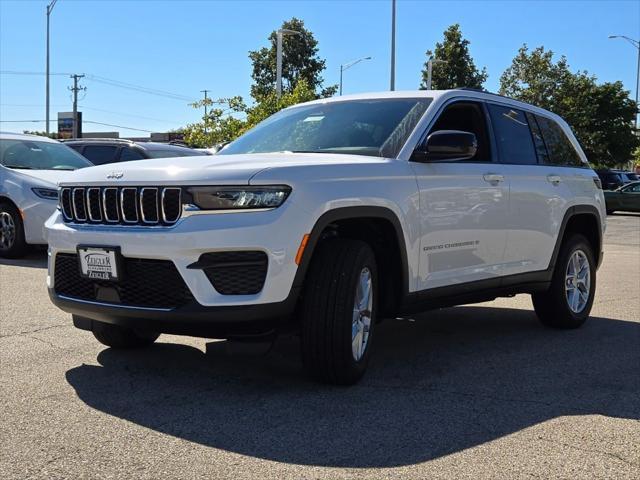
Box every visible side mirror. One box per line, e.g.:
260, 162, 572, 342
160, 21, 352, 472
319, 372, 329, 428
412, 130, 478, 162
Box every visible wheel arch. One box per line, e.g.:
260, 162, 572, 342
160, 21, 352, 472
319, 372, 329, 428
292, 206, 410, 314
551, 205, 603, 270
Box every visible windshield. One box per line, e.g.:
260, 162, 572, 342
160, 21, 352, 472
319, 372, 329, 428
219, 98, 432, 158
0, 138, 92, 170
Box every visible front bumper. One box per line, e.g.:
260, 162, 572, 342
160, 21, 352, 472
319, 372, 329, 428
49, 288, 299, 338
45, 202, 313, 336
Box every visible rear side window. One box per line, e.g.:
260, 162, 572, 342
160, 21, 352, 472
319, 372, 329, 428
487, 104, 537, 165
525, 112, 549, 164
119, 147, 145, 162
81, 145, 119, 165
535, 115, 584, 167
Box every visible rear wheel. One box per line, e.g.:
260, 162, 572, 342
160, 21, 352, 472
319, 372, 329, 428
532, 234, 596, 329
300, 238, 377, 385
0, 202, 27, 258
92, 321, 159, 349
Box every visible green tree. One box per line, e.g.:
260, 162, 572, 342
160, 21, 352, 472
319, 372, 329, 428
420, 24, 487, 90
182, 96, 247, 148
22, 130, 59, 139
249, 17, 336, 100
245, 79, 317, 127
500, 45, 639, 167
181, 81, 317, 148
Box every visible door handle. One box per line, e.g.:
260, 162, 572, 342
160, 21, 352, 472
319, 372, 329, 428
483, 173, 504, 183
547, 174, 562, 185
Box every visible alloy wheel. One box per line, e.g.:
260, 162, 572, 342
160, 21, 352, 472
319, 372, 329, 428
565, 249, 591, 313
0, 211, 16, 250
352, 267, 373, 361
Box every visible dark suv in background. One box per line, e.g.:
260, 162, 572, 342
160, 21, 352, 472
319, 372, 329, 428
595, 169, 639, 190
63, 139, 209, 165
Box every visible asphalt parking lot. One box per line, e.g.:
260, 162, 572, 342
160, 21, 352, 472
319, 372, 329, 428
1, 214, 638, 479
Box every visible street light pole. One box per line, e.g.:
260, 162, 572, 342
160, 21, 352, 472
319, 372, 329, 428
609, 35, 640, 131
390, 0, 396, 91
339, 56, 372, 95
425, 58, 447, 90
276, 28, 301, 98
45, 0, 58, 135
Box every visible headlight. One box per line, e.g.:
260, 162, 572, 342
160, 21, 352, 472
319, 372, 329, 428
31, 187, 59, 200
185, 185, 291, 210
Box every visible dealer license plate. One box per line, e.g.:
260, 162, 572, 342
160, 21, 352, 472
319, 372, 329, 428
77, 247, 120, 281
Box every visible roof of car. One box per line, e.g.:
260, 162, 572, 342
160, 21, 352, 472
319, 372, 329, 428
0, 131, 61, 143
62, 139, 195, 152
292, 89, 564, 123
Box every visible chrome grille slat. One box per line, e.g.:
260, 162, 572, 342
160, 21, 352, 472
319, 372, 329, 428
103, 188, 119, 223
140, 188, 159, 224
86, 188, 102, 222
161, 188, 181, 224
120, 187, 139, 224
60, 186, 181, 226
60, 188, 73, 220
72, 188, 87, 221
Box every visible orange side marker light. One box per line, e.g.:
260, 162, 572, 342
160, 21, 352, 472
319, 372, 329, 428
295, 234, 310, 265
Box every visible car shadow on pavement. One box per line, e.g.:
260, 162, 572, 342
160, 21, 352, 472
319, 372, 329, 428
0, 250, 47, 269
65, 306, 640, 468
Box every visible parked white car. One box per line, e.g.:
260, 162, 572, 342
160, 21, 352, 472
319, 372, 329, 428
46, 90, 606, 384
0, 132, 92, 258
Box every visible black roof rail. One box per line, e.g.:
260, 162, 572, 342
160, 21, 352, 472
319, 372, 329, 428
453, 87, 518, 102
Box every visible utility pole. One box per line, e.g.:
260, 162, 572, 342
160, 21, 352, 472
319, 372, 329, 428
608, 35, 640, 131
276, 28, 301, 97
69, 74, 85, 139
45, 0, 59, 135
200, 89, 210, 134
390, 0, 396, 91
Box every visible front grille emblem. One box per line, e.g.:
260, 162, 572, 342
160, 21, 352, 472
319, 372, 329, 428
107, 171, 124, 179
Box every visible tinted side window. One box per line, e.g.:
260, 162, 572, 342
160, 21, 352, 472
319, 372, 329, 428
525, 112, 549, 164
535, 115, 583, 167
487, 104, 537, 165
81, 145, 119, 165
119, 147, 146, 162
428, 101, 492, 162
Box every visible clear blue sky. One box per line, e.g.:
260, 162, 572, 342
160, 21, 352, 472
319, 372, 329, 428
1, 0, 638, 137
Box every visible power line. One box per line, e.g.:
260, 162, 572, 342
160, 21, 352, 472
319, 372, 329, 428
84, 74, 196, 102
1, 70, 196, 102
0, 118, 156, 133
0, 70, 71, 76
83, 121, 154, 133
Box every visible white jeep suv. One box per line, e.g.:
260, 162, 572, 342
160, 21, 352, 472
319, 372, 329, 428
46, 90, 606, 384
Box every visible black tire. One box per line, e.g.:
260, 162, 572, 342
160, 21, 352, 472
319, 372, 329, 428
0, 201, 28, 259
92, 321, 159, 349
532, 234, 596, 329
300, 238, 378, 385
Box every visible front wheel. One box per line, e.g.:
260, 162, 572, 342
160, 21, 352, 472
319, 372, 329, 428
300, 238, 378, 385
532, 234, 596, 329
0, 202, 27, 258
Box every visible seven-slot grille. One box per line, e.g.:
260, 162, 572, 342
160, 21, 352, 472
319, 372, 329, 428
60, 186, 181, 225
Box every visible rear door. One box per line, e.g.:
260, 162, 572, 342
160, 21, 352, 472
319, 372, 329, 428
411, 99, 509, 290
488, 104, 569, 276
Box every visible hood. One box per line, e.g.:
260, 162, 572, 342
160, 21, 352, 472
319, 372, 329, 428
7, 168, 81, 187
59, 152, 388, 186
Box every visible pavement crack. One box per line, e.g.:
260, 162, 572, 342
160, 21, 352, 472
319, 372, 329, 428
536, 437, 638, 467
0, 324, 67, 339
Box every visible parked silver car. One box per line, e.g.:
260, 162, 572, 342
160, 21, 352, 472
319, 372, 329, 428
0, 132, 91, 258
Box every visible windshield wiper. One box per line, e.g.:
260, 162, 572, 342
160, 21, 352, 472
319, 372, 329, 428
3, 165, 35, 169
